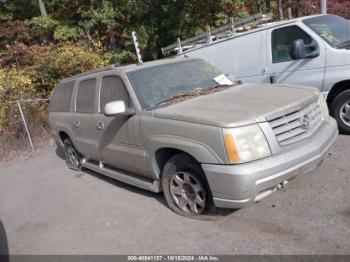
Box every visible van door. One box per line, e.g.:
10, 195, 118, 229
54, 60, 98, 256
72, 78, 100, 159
95, 75, 148, 176
267, 24, 326, 89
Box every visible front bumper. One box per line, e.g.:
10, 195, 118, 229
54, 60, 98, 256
202, 118, 338, 209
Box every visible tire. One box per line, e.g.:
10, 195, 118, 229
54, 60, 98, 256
330, 90, 350, 134
63, 138, 83, 171
161, 153, 212, 217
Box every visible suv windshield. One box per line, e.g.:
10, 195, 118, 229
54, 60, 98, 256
303, 15, 350, 48
127, 59, 231, 109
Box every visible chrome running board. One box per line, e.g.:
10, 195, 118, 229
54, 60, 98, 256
81, 158, 161, 193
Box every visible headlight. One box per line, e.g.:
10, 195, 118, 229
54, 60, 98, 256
223, 124, 271, 164
318, 94, 329, 121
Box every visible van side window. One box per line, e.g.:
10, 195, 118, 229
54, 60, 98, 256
100, 76, 130, 112
76, 78, 96, 113
272, 26, 312, 63
50, 80, 75, 112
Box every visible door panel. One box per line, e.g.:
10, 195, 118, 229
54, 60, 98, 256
231, 30, 268, 84
72, 78, 99, 159
72, 113, 99, 158
96, 75, 149, 176
267, 25, 326, 90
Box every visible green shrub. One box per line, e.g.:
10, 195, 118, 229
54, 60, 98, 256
54, 25, 81, 42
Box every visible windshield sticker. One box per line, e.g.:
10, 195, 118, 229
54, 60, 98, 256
214, 74, 234, 86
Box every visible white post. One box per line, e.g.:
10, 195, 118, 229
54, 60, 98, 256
132, 31, 143, 64
321, 0, 327, 14
16, 101, 35, 152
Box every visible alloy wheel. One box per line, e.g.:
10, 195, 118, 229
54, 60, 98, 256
169, 171, 206, 215
340, 100, 350, 127
67, 146, 79, 167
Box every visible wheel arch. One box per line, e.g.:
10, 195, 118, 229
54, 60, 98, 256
154, 148, 199, 177
149, 136, 223, 178
58, 131, 70, 144
327, 80, 350, 105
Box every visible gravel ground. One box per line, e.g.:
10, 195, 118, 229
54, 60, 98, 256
0, 136, 349, 255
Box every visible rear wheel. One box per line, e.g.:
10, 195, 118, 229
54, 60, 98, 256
63, 139, 83, 171
162, 153, 211, 216
330, 90, 350, 134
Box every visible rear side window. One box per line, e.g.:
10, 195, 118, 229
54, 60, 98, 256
272, 26, 312, 63
76, 78, 96, 113
100, 76, 130, 112
50, 80, 75, 112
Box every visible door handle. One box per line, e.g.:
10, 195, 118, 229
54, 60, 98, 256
96, 121, 104, 130
73, 120, 80, 128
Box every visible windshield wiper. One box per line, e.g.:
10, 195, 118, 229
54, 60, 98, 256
153, 84, 232, 107
336, 40, 350, 49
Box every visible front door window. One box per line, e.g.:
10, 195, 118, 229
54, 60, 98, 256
271, 26, 313, 63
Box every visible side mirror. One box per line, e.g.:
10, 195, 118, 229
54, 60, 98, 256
104, 100, 135, 117
291, 39, 306, 60
291, 39, 320, 60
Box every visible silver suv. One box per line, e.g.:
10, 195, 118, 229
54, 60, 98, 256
49, 58, 338, 217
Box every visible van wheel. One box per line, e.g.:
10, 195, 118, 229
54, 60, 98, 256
330, 90, 350, 134
63, 139, 83, 171
162, 153, 211, 217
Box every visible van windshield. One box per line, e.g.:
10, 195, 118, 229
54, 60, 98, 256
127, 59, 232, 109
303, 15, 350, 49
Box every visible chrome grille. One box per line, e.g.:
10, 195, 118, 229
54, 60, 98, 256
268, 100, 324, 146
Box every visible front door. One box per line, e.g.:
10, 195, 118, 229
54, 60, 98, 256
95, 75, 148, 176
267, 24, 326, 90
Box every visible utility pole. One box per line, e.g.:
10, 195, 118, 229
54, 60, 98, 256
320, 0, 327, 14
38, 0, 47, 17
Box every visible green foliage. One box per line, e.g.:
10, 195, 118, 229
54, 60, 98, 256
53, 25, 80, 42
30, 16, 60, 40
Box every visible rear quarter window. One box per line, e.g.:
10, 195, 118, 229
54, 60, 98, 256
50, 80, 75, 112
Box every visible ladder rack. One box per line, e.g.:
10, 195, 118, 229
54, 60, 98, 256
161, 12, 273, 56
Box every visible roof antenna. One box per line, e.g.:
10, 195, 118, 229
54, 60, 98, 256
132, 31, 143, 64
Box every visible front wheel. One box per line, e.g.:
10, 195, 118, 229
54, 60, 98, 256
162, 153, 211, 217
330, 90, 350, 134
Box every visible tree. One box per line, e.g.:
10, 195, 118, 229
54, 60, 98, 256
278, 0, 284, 20
38, 0, 47, 17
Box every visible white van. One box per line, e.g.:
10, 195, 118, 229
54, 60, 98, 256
177, 14, 350, 134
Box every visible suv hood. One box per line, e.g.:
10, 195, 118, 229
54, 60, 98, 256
153, 84, 320, 127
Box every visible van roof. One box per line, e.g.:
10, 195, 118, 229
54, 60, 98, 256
60, 57, 197, 83
178, 14, 331, 55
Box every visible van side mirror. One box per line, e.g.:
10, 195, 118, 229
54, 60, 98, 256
104, 100, 135, 117
291, 39, 306, 60
291, 39, 320, 60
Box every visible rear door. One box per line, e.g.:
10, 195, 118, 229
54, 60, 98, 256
267, 24, 326, 89
71, 78, 99, 159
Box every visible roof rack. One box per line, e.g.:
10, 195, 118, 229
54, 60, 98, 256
62, 65, 116, 82
161, 12, 273, 56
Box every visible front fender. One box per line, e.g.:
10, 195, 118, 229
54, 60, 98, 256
147, 135, 225, 178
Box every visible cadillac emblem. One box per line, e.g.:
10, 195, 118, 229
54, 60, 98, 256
300, 115, 310, 130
